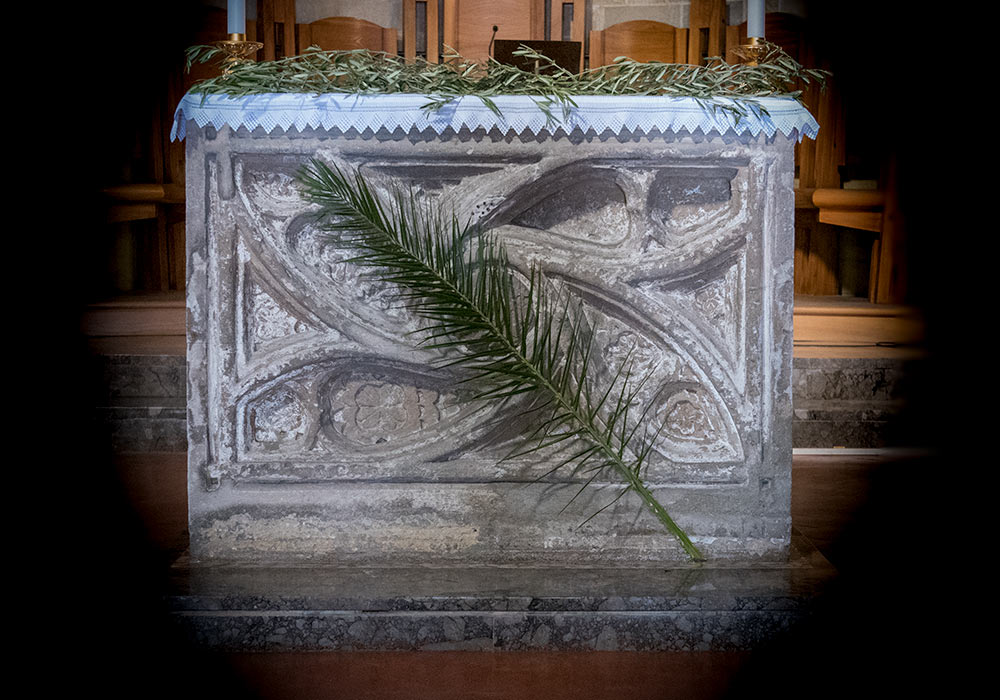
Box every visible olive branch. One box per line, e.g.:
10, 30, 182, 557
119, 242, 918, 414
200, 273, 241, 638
186, 41, 827, 125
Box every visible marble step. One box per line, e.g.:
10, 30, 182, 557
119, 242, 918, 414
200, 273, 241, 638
793, 399, 902, 448
792, 357, 916, 403
790, 356, 920, 448
90, 354, 187, 453
96, 399, 188, 453
91, 354, 922, 451
167, 531, 834, 652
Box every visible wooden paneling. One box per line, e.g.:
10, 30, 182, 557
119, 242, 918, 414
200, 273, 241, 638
810, 69, 844, 189
794, 209, 840, 297
95, 4, 230, 299
550, 1, 583, 43
81, 293, 186, 338
299, 16, 398, 53
793, 295, 925, 358
818, 210, 882, 233
812, 189, 884, 210
107, 204, 158, 224
814, 189, 884, 233
549, 1, 585, 71
442, 0, 546, 62
404, 0, 440, 62
102, 184, 185, 203
259, 0, 297, 60
688, 0, 725, 65
589, 20, 688, 66
725, 13, 844, 191
723, 12, 903, 302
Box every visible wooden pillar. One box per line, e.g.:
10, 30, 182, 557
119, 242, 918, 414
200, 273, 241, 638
871, 156, 906, 304
688, 0, 725, 65
405, 0, 441, 63
794, 209, 840, 297
549, 1, 586, 71
259, 0, 297, 60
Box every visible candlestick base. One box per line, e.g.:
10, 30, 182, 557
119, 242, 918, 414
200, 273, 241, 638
214, 33, 263, 73
731, 36, 768, 66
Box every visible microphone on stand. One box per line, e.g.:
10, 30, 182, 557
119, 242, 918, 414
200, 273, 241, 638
488, 25, 498, 58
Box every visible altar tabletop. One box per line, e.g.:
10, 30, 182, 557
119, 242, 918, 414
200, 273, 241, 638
172, 93, 819, 141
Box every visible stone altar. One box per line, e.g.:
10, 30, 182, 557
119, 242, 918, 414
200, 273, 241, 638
174, 93, 817, 565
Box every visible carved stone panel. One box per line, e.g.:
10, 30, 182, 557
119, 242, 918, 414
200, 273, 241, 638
185, 125, 795, 564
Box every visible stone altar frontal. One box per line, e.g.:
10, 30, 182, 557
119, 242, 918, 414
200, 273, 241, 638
176, 94, 816, 564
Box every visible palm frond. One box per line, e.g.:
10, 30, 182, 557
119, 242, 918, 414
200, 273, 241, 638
297, 159, 704, 561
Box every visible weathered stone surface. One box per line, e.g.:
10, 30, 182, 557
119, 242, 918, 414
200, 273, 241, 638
98, 403, 188, 452
185, 123, 797, 563
167, 533, 834, 651
93, 354, 186, 400
91, 354, 188, 452
792, 357, 911, 403
791, 357, 917, 448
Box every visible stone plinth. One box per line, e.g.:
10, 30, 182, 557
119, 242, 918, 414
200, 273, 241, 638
168, 533, 834, 651
179, 95, 809, 564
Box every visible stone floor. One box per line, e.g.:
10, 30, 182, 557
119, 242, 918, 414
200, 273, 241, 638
63, 447, 955, 699
168, 535, 835, 653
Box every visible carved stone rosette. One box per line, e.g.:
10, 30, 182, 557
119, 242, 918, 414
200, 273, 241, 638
184, 123, 795, 564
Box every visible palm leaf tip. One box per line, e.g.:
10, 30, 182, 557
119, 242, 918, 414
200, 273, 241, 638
295, 158, 704, 562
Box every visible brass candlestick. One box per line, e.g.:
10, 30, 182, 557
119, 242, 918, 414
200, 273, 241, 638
213, 33, 263, 73
731, 36, 768, 66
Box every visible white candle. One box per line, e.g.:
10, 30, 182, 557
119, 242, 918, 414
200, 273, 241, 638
228, 0, 246, 35
747, 0, 765, 38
